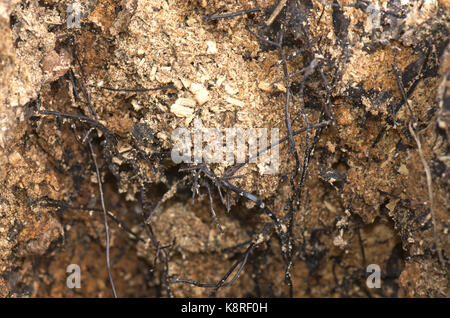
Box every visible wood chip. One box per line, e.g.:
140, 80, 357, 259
170, 103, 194, 117
190, 83, 210, 105
225, 96, 245, 108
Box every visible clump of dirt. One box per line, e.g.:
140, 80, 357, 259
0, 0, 448, 297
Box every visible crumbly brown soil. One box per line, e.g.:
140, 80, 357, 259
0, 0, 448, 297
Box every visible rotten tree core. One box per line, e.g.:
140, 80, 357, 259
0, 0, 449, 298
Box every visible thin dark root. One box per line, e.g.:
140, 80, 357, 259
392, 47, 416, 124
38, 198, 144, 242
140, 212, 173, 297
87, 138, 118, 298
203, 8, 260, 23
271, 35, 321, 68
169, 243, 253, 296
43, 33, 119, 297
224, 120, 331, 177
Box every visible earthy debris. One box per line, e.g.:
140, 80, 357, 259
0, 0, 448, 298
